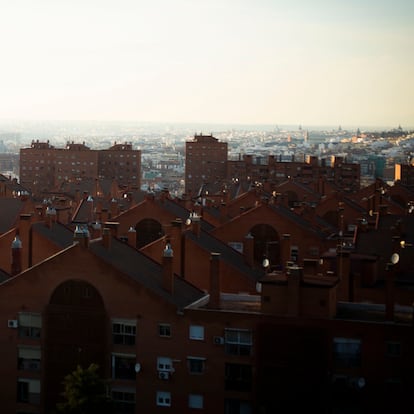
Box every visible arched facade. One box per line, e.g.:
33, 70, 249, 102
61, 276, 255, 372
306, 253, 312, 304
249, 223, 280, 269
44, 280, 107, 413
135, 218, 164, 248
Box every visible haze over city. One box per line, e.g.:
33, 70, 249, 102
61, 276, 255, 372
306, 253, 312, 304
1, 0, 413, 129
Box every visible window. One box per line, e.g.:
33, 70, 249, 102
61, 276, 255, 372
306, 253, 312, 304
189, 325, 204, 341
18, 347, 41, 371
225, 363, 252, 392
157, 357, 173, 372
224, 399, 252, 414
156, 391, 171, 407
187, 357, 205, 374
112, 354, 136, 380
112, 321, 136, 346
225, 329, 252, 356
386, 341, 401, 357
333, 337, 361, 368
159, 323, 171, 338
112, 389, 136, 414
17, 379, 41, 404
188, 394, 203, 409
18, 313, 41, 339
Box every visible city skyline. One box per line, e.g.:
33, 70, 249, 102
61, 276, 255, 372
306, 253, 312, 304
1, 0, 413, 128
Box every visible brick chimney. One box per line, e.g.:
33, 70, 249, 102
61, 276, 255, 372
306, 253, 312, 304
208, 252, 221, 309
385, 261, 396, 321
190, 212, 201, 238
127, 226, 137, 248
336, 247, 351, 301
73, 224, 90, 248
102, 227, 111, 249
244, 233, 255, 267
162, 243, 174, 294
18, 213, 32, 271
287, 265, 302, 317
45, 206, 57, 228
104, 221, 120, 238
170, 219, 183, 276
280, 234, 291, 269
11, 234, 22, 276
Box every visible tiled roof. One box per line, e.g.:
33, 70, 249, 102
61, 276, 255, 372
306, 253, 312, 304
32, 222, 75, 248
89, 238, 206, 309
0, 199, 25, 233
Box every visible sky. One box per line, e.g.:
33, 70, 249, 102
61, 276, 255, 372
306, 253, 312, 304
1, 0, 413, 129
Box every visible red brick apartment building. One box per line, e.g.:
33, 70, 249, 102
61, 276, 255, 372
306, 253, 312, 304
20, 140, 141, 196
185, 134, 228, 196
0, 179, 413, 414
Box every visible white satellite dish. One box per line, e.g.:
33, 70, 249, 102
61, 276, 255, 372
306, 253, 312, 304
390, 253, 399, 265
357, 377, 366, 389
135, 363, 141, 373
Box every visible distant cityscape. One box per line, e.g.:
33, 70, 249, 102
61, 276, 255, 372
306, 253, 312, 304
0, 120, 413, 196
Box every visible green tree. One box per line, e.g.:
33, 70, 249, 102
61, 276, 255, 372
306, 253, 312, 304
56, 363, 113, 414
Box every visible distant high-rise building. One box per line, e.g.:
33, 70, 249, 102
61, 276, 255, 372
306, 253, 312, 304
185, 134, 227, 196
20, 140, 141, 195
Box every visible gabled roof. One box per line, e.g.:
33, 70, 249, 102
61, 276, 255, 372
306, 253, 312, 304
185, 229, 264, 282
155, 198, 214, 232
89, 238, 206, 309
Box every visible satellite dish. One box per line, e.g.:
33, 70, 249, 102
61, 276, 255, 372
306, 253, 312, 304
262, 258, 270, 269
357, 377, 366, 389
369, 209, 373, 217
390, 253, 399, 265
134, 363, 141, 373
185, 218, 191, 226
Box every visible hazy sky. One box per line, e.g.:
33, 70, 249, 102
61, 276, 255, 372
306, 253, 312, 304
1, 0, 413, 128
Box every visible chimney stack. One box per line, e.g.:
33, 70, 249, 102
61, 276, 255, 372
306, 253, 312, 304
73, 224, 90, 248
102, 227, 111, 249
280, 234, 291, 269
190, 212, 201, 238
127, 226, 137, 248
11, 234, 22, 276
208, 252, 221, 309
244, 233, 255, 267
287, 265, 302, 316
162, 243, 174, 294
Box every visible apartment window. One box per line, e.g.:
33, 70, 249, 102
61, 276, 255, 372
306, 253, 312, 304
158, 323, 171, 338
187, 357, 205, 374
189, 325, 204, 341
224, 399, 252, 414
386, 341, 401, 357
157, 357, 173, 372
18, 313, 41, 339
112, 354, 136, 380
112, 321, 136, 346
188, 394, 203, 409
333, 337, 361, 368
17, 378, 41, 404
112, 389, 136, 414
156, 391, 171, 407
225, 363, 252, 392
224, 329, 252, 356
18, 346, 41, 371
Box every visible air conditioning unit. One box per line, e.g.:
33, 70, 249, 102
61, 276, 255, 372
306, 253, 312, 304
8, 319, 18, 328
213, 336, 224, 345
158, 371, 170, 380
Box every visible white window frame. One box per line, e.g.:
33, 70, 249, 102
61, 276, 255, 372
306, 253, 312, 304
157, 357, 173, 372
156, 391, 171, 407
189, 325, 204, 341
